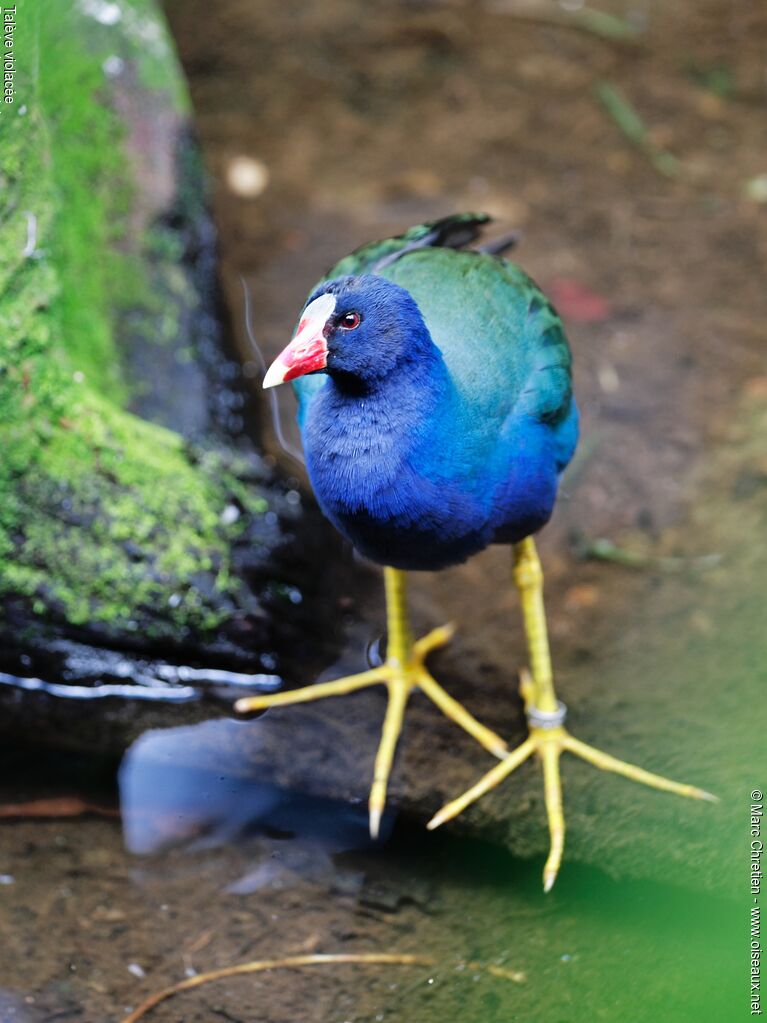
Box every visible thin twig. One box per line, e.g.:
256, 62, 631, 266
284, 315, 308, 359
119, 952, 433, 1023
239, 276, 305, 467
595, 82, 681, 179
0, 797, 119, 820
485, 3, 642, 46
22, 211, 37, 257
574, 535, 722, 573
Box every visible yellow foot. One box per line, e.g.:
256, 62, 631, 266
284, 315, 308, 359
235, 624, 508, 839
427, 670, 717, 892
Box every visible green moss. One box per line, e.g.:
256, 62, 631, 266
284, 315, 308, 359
27, 0, 196, 394
1, 372, 267, 635
0, 1, 267, 642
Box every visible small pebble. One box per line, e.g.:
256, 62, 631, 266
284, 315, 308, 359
103, 55, 124, 77
745, 174, 767, 204
220, 503, 241, 526
82, 0, 122, 25
744, 376, 767, 400
226, 156, 270, 199
564, 583, 600, 610
127, 963, 146, 979
597, 362, 620, 394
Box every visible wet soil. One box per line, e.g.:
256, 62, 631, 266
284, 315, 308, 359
2, 1, 765, 1020
0, 790, 741, 1023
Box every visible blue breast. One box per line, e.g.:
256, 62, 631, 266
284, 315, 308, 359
297, 353, 577, 573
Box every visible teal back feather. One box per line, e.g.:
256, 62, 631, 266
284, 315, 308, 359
294, 217, 574, 469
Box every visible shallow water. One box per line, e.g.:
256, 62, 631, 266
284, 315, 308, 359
2, 0, 765, 1019
0, 734, 742, 1022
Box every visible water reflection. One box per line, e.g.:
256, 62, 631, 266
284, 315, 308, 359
0, 988, 34, 1023
118, 718, 380, 857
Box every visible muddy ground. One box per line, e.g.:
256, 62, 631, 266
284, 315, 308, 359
1, 1, 765, 1021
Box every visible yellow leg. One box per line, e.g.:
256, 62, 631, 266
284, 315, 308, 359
369, 678, 409, 839
236, 567, 507, 837
540, 738, 565, 893
428, 537, 716, 891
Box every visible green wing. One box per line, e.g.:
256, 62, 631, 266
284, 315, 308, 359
380, 247, 573, 434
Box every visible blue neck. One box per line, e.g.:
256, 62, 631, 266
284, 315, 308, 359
333, 342, 450, 438
304, 339, 456, 494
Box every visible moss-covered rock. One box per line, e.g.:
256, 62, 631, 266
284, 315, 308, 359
0, 0, 348, 705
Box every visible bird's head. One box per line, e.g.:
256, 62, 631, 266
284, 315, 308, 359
263, 275, 432, 390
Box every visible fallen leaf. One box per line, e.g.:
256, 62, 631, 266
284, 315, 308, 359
548, 278, 611, 323
0, 797, 119, 820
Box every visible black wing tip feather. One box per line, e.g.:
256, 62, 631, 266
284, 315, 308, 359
421, 214, 521, 257
372, 212, 523, 272
422, 212, 493, 250
371, 212, 491, 272
333, 212, 522, 277
475, 228, 523, 258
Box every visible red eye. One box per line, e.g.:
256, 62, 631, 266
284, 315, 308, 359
339, 311, 361, 330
